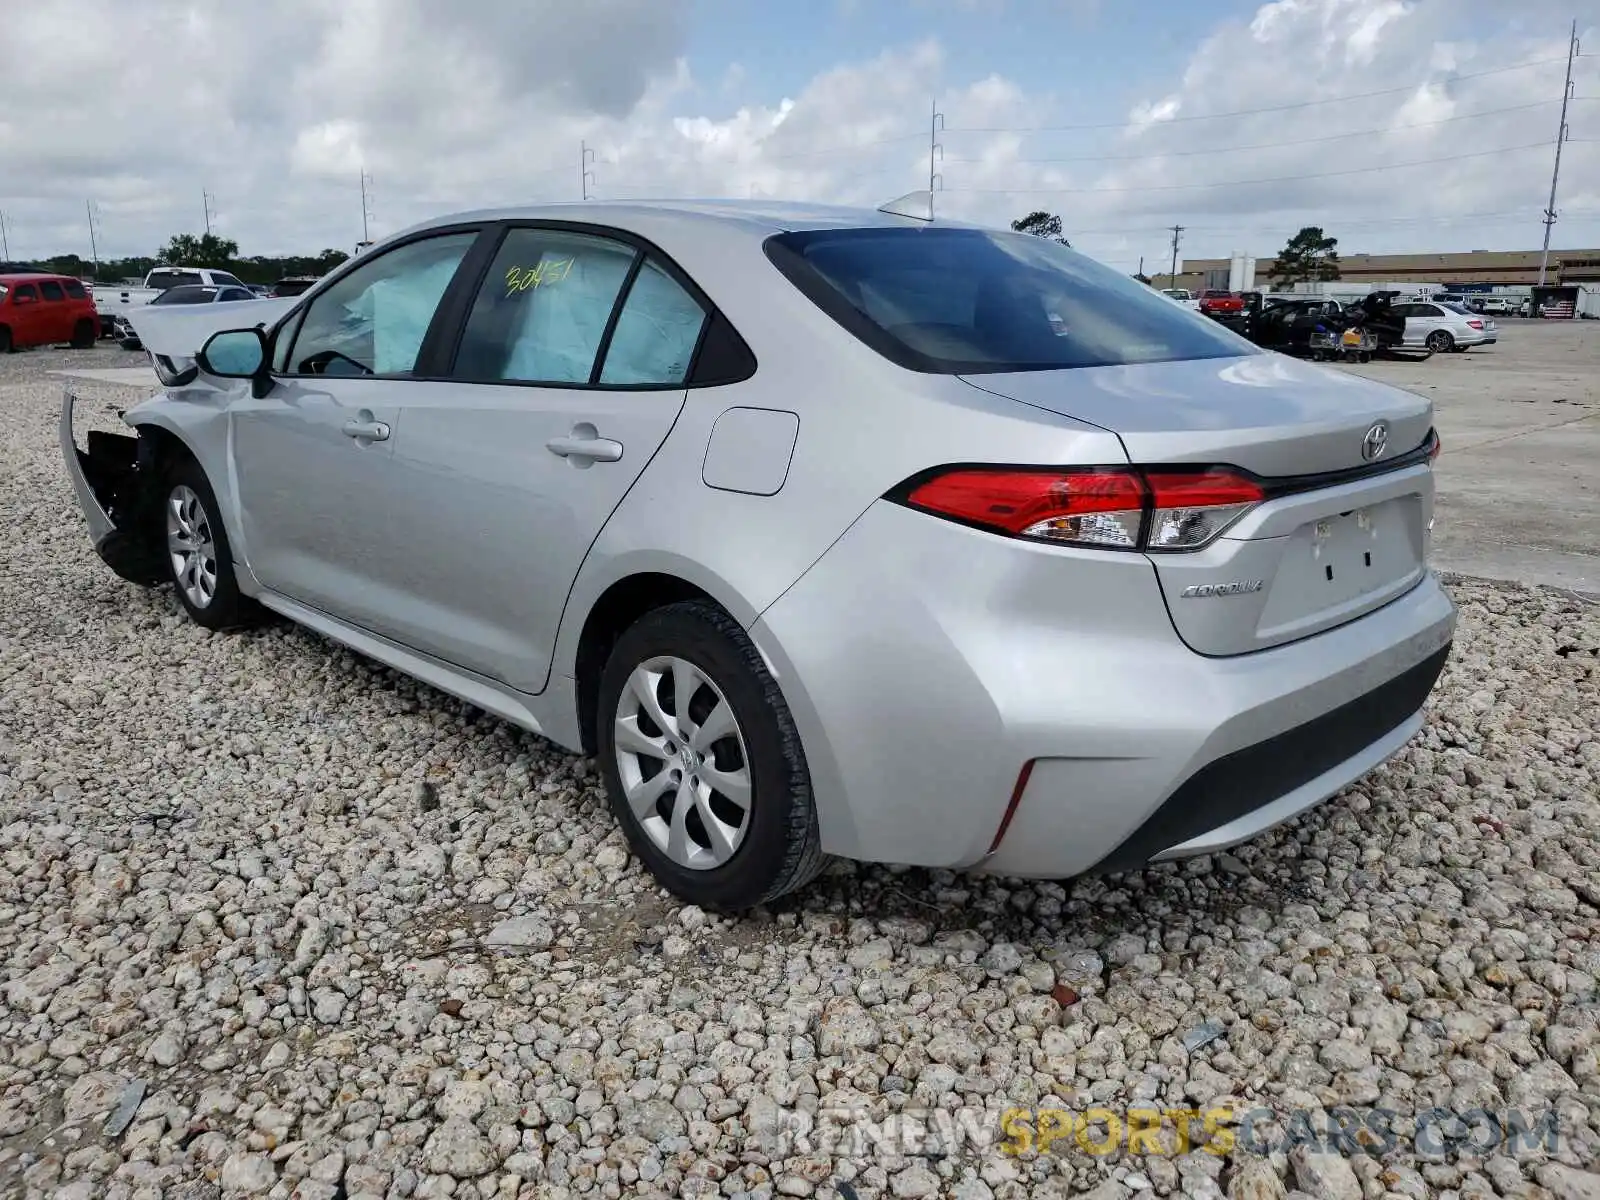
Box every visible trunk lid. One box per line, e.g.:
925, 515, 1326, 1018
961, 355, 1436, 655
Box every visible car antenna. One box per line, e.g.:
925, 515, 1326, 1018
876, 191, 935, 222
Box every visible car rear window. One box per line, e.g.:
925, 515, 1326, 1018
64, 280, 88, 299
765, 227, 1254, 374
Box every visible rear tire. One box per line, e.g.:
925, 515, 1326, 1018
70, 319, 96, 349
0, 326, 11, 354
159, 456, 261, 631
596, 600, 825, 910
1425, 330, 1454, 353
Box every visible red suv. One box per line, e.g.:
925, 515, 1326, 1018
0, 273, 100, 352
1197, 289, 1245, 316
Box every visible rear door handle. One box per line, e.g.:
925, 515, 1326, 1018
546, 434, 623, 463
343, 419, 390, 442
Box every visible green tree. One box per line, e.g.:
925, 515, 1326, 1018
159, 232, 241, 266
1272, 226, 1341, 288
1011, 211, 1070, 246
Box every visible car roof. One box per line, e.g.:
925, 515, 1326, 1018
0, 272, 72, 283
387, 198, 986, 243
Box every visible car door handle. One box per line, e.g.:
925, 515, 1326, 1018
343, 419, 390, 442
546, 435, 623, 463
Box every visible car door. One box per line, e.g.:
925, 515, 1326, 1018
36, 280, 72, 342
8, 283, 42, 346
366, 223, 707, 693
230, 228, 482, 629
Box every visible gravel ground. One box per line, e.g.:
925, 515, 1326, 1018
2, 347, 1599, 1200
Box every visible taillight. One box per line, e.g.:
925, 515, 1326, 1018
1144, 469, 1265, 550
1429, 433, 1442, 461
906, 468, 1145, 548
1467, 319, 1484, 329
900, 465, 1263, 551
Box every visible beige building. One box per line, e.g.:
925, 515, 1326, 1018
1158, 248, 1600, 293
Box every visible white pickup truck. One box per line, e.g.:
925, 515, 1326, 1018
91, 267, 251, 337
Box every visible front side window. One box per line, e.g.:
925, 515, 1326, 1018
286, 232, 476, 376
39, 280, 65, 301
767, 227, 1256, 374
454, 228, 636, 385
599, 258, 707, 386
12, 284, 37, 303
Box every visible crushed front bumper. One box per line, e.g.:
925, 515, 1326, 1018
60, 388, 165, 584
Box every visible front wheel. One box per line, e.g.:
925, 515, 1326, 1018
160, 458, 260, 631
596, 601, 825, 910
1425, 330, 1454, 353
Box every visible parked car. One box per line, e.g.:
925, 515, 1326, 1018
61, 201, 1455, 909
93, 266, 251, 337
1393, 300, 1497, 352
1197, 289, 1245, 315
1160, 288, 1199, 310
113, 283, 262, 350
0, 272, 99, 352
270, 277, 320, 298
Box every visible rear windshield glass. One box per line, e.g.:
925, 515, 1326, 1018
64, 280, 88, 298
766, 228, 1254, 374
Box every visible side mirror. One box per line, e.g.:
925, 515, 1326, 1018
197, 328, 267, 378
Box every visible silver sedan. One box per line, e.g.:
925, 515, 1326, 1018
62, 200, 1455, 909
1394, 299, 1498, 352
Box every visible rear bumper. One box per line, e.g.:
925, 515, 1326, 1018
752, 499, 1456, 877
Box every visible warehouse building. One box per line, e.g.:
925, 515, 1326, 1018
1161, 247, 1600, 293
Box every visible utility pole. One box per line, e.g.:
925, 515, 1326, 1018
1167, 224, 1185, 288
0, 210, 9, 259
928, 99, 944, 218
203, 189, 214, 236
1537, 19, 1579, 286
86, 200, 100, 276
360, 170, 374, 243
1137, 255, 1145, 278
581, 141, 595, 201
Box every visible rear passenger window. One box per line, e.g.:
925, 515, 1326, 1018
454, 229, 636, 385
599, 259, 706, 386
64, 280, 88, 299
39, 281, 65, 301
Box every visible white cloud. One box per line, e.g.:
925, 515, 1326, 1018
0, 0, 1594, 274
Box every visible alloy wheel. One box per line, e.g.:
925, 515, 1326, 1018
613, 655, 753, 870
166, 484, 218, 609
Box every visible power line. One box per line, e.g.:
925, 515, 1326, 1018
943, 99, 1586, 165
945, 140, 1554, 194
944, 54, 1573, 133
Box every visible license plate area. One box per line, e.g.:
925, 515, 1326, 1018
1255, 497, 1424, 638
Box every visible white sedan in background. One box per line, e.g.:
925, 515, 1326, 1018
1392, 300, 1497, 353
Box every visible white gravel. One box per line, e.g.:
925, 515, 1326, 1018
3, 348, 1599, 1199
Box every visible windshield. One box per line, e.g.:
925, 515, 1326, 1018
152, 286, 217, 305
766, 227, 1254, 374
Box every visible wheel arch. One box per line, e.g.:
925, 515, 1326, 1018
126, 409, 254, 587
571, 568, 733, 756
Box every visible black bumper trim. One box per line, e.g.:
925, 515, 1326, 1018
1089, 644, 1451, 875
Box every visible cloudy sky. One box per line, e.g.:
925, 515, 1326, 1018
4, 0, 1597, 272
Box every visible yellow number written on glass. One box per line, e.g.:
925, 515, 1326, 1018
505, 258, 575, 295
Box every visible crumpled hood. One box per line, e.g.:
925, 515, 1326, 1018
126, 297, 295, 358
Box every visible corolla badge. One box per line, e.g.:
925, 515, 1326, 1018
1362, 421, 1390, 462
1180, 580, 1265, 599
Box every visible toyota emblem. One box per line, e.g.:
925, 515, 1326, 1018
1361, 421, 1389, 462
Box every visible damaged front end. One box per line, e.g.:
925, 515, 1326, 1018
59, 389, 167, 585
